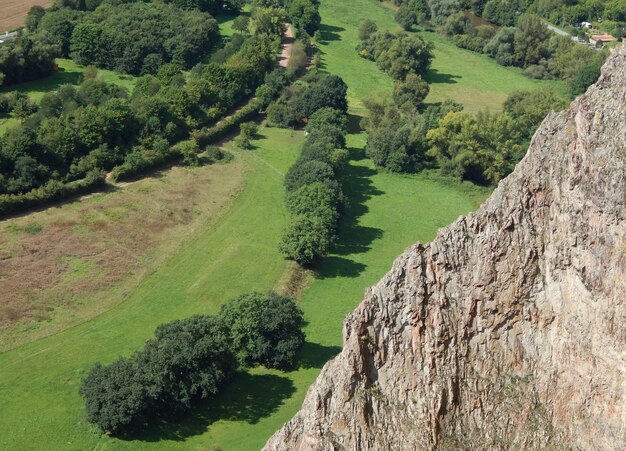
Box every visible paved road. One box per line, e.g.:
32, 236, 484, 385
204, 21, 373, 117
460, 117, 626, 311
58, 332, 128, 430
542, 21, 596, 48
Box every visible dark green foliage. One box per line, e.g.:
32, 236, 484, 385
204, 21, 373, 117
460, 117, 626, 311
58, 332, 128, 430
272, 74, 349, 265
305, 107, 348, 134
79, 358, 150, 434
219, 293, 305, 369
284, 160, 337, 193
503, 87, 567, 138
482, 0, 527, 26
140, 315, 236, 409
0, 33, 275, 212
287, 0, 321, 35
356, 30, 434, 80
279, 214, 335, 264
395, 5, 417, 31
482, 26, 516, 65
70, 2, 219, 74
567, 58, 604, 97
392, 73, 430, 110
38, 7, 85, 57
26, 5, 47, 31
267, 74, 348, 127
285, 182, 339, 225
0, 35, 61, 86
80, 315, 236, 434
512, 14, 550, 67
294, 75, 348, 118
428, 0, 462, 25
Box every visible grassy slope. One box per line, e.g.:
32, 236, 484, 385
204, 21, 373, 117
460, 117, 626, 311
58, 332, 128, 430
319, 0, 564, 114
0, 130, 298, 450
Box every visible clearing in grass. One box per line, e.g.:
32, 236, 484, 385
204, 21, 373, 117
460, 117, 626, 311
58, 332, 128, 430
317, 0, 564, 114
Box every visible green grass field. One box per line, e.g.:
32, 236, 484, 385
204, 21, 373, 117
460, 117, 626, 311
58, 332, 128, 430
318, 0, 565, 114
0, 59, 137, 102
0, 123, 483, 449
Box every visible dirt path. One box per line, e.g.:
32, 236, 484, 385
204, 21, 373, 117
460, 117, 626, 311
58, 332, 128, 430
279, 25, 294, 69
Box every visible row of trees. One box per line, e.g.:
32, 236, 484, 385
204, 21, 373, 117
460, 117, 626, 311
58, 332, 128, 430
363, 86, 566, 184
80, 292, 305, 434
0, 33, 277, 199
265, 73, 349, 265
0, 34, 60, 86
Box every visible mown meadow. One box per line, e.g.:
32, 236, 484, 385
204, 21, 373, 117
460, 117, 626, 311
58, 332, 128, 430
0, 0, 562, 449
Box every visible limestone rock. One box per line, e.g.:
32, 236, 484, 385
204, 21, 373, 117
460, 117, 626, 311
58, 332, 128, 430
264, 47, 626, 450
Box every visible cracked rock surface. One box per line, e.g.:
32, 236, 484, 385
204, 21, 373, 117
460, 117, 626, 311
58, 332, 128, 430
264, 47, 626, 450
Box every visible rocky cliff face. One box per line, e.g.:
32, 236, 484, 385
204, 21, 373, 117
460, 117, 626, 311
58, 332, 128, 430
265, 47, 626, 450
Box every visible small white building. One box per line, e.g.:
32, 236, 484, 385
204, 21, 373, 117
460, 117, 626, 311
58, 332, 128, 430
581, 21, 592, 29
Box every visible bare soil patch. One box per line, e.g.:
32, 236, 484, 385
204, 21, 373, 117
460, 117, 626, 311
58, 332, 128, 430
0, 0, 51, 33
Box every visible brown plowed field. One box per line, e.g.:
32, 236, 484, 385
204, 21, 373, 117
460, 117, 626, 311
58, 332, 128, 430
0, 0, 51, 33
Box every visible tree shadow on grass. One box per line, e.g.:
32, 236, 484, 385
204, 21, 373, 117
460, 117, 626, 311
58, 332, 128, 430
121, 372, 295, 443
0, 68, 83, 97
334, 147, 384, 256
424, 69, 461, 85
346, 113, 363, 134
296, 341, 342, 370
316, 256, 366, 279
318, 23, 345, 43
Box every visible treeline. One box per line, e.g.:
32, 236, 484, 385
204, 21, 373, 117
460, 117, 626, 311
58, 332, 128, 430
0, 34, 277, 202
0, 0, 229, 86
264, 73, 349, 265
442, 12, 607, 96
386, 1, 609, 97
390, 0, 625, 34
363, 86, 566, 184
80, 292, 304, 435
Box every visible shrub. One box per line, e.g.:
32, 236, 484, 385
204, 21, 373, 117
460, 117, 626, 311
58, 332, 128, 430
219, 293, 305, 369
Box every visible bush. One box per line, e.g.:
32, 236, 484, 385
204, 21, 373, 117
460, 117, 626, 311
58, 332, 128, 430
219, 293, 305, 369
0, 170, 106, 217
192, 100, 261, 148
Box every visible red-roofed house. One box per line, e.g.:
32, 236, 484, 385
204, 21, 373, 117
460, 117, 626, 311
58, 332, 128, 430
590, 34, 616, 46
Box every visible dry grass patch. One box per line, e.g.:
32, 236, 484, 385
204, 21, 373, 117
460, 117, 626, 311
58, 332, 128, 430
0, 158, 245, 350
